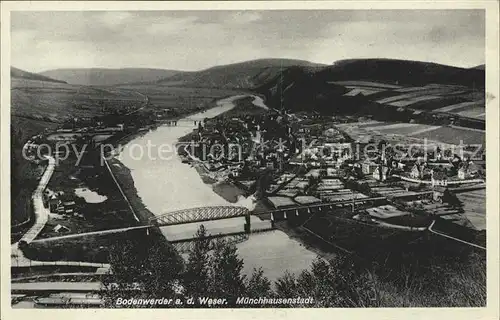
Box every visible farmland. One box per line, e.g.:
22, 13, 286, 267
436, 100, 485, 113
325, 80, 485, 120
335, 120, 485, 146
412, 126, 485, 145
456, 107, 485, 119
116, 83, 242, 114
343, 87, 386, 96
362, 123, 441, 136
12, 78, 146, 122
328, 80, 402, 89
456, 189, 486, 231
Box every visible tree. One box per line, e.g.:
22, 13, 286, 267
184, 225, 211, 298
275, 257, 376, 307
101, 232, 184, 307
246, 267, 272, 298
275, 271, 298, 298
208, 239, 246, 301
255, 169, 273, 198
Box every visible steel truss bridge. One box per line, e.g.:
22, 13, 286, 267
150, 205, 250, 227
150, 197, 387, 228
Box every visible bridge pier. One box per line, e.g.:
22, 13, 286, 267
244, 214, 251, 233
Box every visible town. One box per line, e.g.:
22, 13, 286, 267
174, 99, 486, 245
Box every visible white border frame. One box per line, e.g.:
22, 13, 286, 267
1, 1, 498, 319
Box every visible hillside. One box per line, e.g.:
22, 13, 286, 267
40, 68, 181, 86
317, 59, 485, 87
157, 58, 325, 89
257, 59, 485, 125
11, 67, 67, 84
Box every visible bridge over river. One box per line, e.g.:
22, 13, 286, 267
150, 196, 387, 227
28, 196, 388, 254
147, 196, 387, 251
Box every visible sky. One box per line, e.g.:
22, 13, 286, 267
11, 10, 485, 73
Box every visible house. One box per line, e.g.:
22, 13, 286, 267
61, 201, 76, 214
266, 161, 275, 170
431, 171, 448, 186
53, 224, 70, 233
361, 161, 379, 174
410, 164, 422, 179
397, 161, 407, 170
48, 194, 61, 213
432, 186, 447, 202
457, 166, 467, 180
266, 196, 297, 209
457, 161, 481, 180
373, 166, 390, 181
62, 201, 76, 208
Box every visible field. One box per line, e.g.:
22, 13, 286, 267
456, 189, 486, 231
387, 96, 441, 107
116, 83, 242, 114
331, 80, 484, 120
343, 88, 386, 96
435, 100, 485, 113
12, 79, 146, 122
404, 97, 469, 110
377, 92, 440, 104
37, 152, 137, 239
335, 120, 485, 147
364, 123, 441, 136
336, 121, 440, 136
328, 81, 402, 89
411, 126, 485, 145
376, 85, 469, 105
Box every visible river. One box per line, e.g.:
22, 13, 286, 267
118, 95, 317, 282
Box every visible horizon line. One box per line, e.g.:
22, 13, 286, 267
12, 57, 486, 75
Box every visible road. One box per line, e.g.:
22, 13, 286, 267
11, 154, 110, 270
124, 91, 149, 115
31, 225, 149, 243
19, 155, 55, 243
427, 220, 486, 250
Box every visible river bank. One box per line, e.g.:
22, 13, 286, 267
273, 221, 337, 261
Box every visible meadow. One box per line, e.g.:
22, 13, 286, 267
116, 83, 243, 114
335, 120, 485, 146
12, 79, 146, 122
412, 126, 485, 145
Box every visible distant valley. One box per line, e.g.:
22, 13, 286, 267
39, 68, 181, 86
